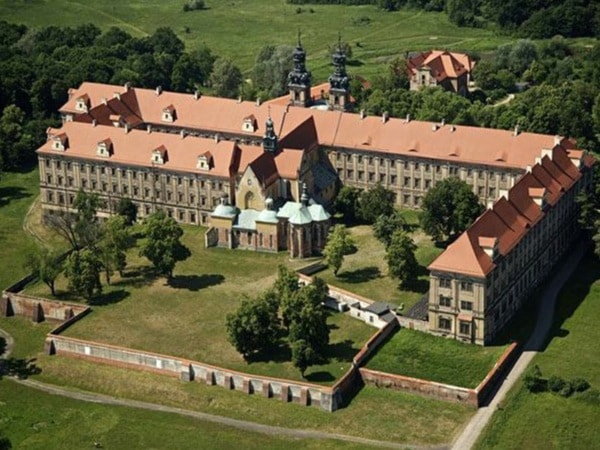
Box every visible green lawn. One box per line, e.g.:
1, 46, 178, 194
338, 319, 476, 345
0, 1, 512, 80
318, 224, 442, 310
0, 314, 473, 446
0, 380, 373, 450
475, 254, 600, 449
366, 328, 508, 388
23, 225, 375, 385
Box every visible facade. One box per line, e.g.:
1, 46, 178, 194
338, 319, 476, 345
428, 146, 593, 345
408, 50, 474, 96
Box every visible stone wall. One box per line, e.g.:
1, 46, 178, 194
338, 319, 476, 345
353, 319, 399, 366
2, 291, 88, 323
474, 342, 520, 404
359, 367, 478, 406
397, 315, 429, 332
47, 334, 332, 410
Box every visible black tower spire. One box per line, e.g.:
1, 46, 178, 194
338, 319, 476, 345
328, 33, 350, 111
263, 107, 278, 153
287, 31, 312, 107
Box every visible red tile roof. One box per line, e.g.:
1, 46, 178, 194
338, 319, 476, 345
408, 50, 474, 82
428, 145, 591, 277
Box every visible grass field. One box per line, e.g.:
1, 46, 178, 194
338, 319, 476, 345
0, 315, 473, 446
318, 224, 442, 310
1, 380, 375, 450
475, 254, 600, 449
0, 0, 512, 80
365, 328, 507, 388
23, 224, 375, 384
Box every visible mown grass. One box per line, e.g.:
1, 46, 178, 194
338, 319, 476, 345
0, 380, 374, 450
0, 1, 513, 80
0, 316, 473, 446
475, 254, 600, 449
366, 328, 508, 388
318, 224, 442, 310
23, 225, 375, 385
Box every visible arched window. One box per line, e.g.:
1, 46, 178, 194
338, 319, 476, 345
244, 191, 255, 209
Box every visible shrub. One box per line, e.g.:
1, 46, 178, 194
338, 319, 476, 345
548, 375, 566, 393
524, 365, 546, 393
559, 382, 574, 398
577, 388, 600, 405
183, 0, 205, 12
571, 377, 591, 393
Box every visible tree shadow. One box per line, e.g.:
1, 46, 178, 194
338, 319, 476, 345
401, 277, 429, 293
305, 371, 336, 382
114, 265, 156, 288
0, 357, 42, 380
0, 186, 32, 207
89, 289, 130, 306
338, 266, 380, 284
167, 274, 224, 291
347, 59, 363, 67
246, 341, 291, 364
0, 337, 6, 356
323, 339, 358, 363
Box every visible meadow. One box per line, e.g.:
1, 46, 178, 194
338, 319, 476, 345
475, 254, 600, 449
0, 0, 512, 80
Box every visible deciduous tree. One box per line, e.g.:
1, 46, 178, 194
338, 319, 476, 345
209, 57, 242, 99
98, 215, 134, 284
358, 183, 395, 224
64, 249, 102, 302
333, 185, 361, 223
139, 210, 187, 279
421, 177, 483, 242
373, 211, 407, 248
291, 339, 317, 378
385, 230, 418, 288
323, 225, 354, 276
24, 247, 63, 296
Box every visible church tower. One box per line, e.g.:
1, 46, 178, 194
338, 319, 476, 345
263, 112, 278, 153
328, 35, 350, 111
287, 32, 312, 107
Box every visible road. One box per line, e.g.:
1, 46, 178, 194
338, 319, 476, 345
451, 240, 588, 450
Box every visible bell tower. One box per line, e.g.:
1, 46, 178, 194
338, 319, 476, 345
263, 109, 278, 153
287, 32, 312, 107
328, 34, 350, 111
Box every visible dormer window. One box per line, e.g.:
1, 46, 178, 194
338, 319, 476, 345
196, 151, 213, 171
152, 145, 168, 165
109, 114, 123, 127
162, 105, 176, 123
97, 139, 113, 158
242, 115, 257, 133
52, 134, 68, 151
75, 95, 90, 113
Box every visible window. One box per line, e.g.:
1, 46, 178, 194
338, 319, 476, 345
47, 191, 54, 202
390, 175, 397, 185
358, 171, 364, 181
45, 159, 50, 168
439, 296, 452, 307
404, 177, 410, 187
439, 278, 451, 289
438, 317, 451, 330
68, 177, 73, 187
56, 160, 61, 169
46, 174, 52, 184
460, 281, 473, 292
460, 300, 473, 311
414, 178, 420, 188
459, 321, 471, 335
425, 179, 431, 189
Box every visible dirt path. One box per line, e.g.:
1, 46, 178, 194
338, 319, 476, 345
450, 241, 588, 450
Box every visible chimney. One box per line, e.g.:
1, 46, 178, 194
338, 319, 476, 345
256, 97, 261, 106
92, 119, 97, 127
514, 124, 520, 136
405, 113, 411, 123
124, 81, 131, 91
124, 123, 131, 134
441, 118, 445, 126
382, 111, 389, 123
193, 89, 200, 100
180, 129, 186, 139
113, 92, 121, 100
450, 125, 456, 132
554, 135, 561, 146
237, 95, 242, 103
360, 109, 365, 119
155, 86, 162, 96
478, 237, 499, 260
214, 133, 220, 143
528, 187, 546, 208
540, 148, 553, 160
101, 97, 108, 105
432, 124, 439, 131
146, 124, 152, 134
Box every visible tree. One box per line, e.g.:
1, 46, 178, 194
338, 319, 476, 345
252, 45, 294, 99
24, 247, 63, 296
273, 265, 301, 330
291, 339, 317, 378
225, 291, 279, 359
116, 197, 138, 226
358, 183, 395, 223
385, 230, 418, 288
209, 57, 242, 99
289, 286, 330, 354
46, 190, 101, 250
421, 177, 483, 242
373, 211, 407, 248
0, 430, 11, 450
64, 249, 102, 302
139, 210, 186, 279
333, 185, 361, 223
98, 215, 134, 284
323, 225, 354, 276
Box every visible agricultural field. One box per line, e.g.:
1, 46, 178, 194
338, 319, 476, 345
365, 327, 508, 388
475, 254, 600, 449
0, 0, 512, 80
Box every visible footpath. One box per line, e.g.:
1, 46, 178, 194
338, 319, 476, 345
451, 240, 589, 450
